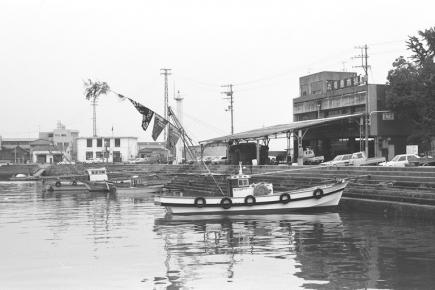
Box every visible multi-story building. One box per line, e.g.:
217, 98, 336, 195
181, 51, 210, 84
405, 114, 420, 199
76, 136, 138, 163
293, 71, 411, 160
39, 121, 79, 161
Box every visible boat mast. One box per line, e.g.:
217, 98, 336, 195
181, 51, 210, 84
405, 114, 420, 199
168, 106, 225, 196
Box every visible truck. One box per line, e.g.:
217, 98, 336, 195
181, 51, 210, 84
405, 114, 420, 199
347, 151, 386, 166
302, 148, 325, 165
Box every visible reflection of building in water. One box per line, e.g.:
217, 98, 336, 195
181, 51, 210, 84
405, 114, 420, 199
291, 214, 381, 289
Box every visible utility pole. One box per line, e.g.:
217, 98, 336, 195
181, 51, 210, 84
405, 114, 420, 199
160, 68, 172, 141
174, 90, 185, 163
353, 44, 370, 156
221, 84, 234, 135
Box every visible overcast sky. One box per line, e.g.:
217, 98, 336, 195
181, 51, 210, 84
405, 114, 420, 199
1, 0, 434, 149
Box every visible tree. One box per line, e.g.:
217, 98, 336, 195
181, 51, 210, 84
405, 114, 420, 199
83, 80, 110, 137
386, 27, 435, 153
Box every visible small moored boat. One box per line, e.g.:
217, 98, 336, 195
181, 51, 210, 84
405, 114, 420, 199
82, 167, 116, 192
113, 175, 165, 195
44, 167, 115, 192
155, 165, 347, 215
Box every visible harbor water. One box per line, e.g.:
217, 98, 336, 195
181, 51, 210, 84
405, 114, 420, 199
1, 181, 435, 289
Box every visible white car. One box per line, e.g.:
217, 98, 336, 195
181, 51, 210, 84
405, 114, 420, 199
321, 154, 352, 166
127, 158, 148, 164
380, 154, 419, 167
212, 156, 227, 165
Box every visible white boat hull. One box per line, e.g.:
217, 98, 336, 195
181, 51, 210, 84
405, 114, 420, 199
155, 181, 347, 215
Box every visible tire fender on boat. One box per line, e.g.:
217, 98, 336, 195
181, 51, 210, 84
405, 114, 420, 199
279, 193, 291, 204
244, 195, 256, 206
72, 180, 77, 186
55, 181, 61, 187
109, 186, 117, 194
313, 188, 324, 199
220, 197, 232, 209
194, 197, 206, 208
48, 185, 54, 192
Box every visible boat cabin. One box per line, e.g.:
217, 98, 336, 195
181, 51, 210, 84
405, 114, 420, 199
86, 167, 108, 182
227, 164, 273, 197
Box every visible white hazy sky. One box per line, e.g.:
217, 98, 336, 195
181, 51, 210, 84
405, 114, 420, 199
1, 0, 434, 149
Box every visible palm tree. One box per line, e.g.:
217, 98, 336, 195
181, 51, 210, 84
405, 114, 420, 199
84, 79, 110, 137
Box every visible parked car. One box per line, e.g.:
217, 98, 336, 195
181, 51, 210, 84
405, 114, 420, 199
203, 156, 215, 164
0, 160, 12, 166
127, 158, 148, 164
379, 154, 419, 167
212, 156, 227, 165
347, 151, 386, 166
321, 154, 352, 166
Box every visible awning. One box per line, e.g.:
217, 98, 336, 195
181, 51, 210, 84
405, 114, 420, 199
200, 113, 363, 145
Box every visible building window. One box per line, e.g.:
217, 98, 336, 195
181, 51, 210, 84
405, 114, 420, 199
86, 151, 93, 160
87, 139, 92, 147
96, 151, 103, 158
104, 139, 110, 148
64, 142, 69, 148
48, 133, 53, 138
97, 138, 102, 147
115, 138, 120, 147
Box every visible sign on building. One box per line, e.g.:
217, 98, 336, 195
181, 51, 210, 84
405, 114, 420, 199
406, 145, 418, 155
382, 112, 394, 120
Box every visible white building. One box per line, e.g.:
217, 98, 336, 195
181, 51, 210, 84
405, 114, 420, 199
76, 136, 138, 163
39, 121, 79, 161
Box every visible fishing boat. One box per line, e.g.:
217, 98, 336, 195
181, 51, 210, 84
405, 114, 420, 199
154, 164, 348, 215
44, 167, 115, 193
82, 167, 116, 192
113, 175, 165, 195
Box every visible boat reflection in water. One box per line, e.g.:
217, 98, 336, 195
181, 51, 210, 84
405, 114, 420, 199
154, 212, 343, 289
153, 211, 435, 289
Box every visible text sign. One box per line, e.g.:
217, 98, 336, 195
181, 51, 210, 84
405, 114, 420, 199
382, 112, 394, 120
406, 145, 418, 155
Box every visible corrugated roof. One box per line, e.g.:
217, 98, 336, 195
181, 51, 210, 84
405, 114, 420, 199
200, 113, 363, 145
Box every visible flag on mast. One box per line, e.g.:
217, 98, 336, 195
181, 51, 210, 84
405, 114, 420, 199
129, 98, 155, 131
152, 113, 168, 141
166, 123, 181, 149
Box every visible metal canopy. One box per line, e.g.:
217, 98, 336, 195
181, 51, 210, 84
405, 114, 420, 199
200, 113, 363, 145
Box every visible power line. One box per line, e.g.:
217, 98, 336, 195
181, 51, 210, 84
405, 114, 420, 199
183, 112, 227, 135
